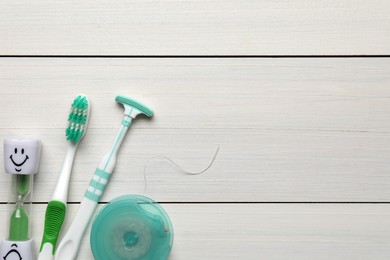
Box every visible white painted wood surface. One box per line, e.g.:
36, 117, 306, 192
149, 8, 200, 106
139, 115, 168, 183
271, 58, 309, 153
0, 58, 389, 259
23, 204, 390, 260
1, 1, 389, 259
0, 1, 390, 55
0, 59, 389, 203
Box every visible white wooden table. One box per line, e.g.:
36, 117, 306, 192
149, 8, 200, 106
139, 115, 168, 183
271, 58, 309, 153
1, 1, 390, 259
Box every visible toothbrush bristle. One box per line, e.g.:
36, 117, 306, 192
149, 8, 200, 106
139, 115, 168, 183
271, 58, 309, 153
66, 95, 89, 143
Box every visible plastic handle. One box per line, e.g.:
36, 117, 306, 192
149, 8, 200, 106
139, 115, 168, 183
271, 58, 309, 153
52, 143, 77, 203
38, 244, 54, 260
38, 201, 66, 259
54, 197, 98, 260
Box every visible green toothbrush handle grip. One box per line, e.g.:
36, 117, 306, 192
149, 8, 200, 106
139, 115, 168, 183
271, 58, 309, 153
40, 200, 66, 254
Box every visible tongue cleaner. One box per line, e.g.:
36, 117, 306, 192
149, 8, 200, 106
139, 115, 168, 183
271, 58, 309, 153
54, 96, 153, 260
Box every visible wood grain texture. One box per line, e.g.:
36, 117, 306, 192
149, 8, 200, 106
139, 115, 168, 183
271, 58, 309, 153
1, 1, 388, 259
0, 58, 389, 202
6, 203, 386, 260
1, 0, 390, 55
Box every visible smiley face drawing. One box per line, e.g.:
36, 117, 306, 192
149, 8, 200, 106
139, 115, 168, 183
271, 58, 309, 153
2, 244, 22, 260
0, 240, 34, 260
9, 147, 29, 172
4, 139, 41, 175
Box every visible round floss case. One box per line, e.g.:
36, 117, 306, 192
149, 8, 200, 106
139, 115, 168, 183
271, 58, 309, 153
90, 195, 173, 260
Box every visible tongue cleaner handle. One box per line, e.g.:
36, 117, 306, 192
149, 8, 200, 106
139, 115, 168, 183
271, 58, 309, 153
54, 96, 153, 260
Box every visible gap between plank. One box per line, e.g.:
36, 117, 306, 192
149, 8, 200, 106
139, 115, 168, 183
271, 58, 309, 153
0, 201, 388, 205
1, 55, 390, 59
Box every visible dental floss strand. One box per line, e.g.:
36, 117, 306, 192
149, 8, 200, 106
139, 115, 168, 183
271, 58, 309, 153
140, 145, 220, 196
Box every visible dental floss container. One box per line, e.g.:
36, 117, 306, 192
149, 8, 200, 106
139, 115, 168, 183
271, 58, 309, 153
90, 195, 173, 260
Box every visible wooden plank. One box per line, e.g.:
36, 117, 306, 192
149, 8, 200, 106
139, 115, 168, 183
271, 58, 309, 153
13, 203, 390, 259
2, 128, 390, 203
0, 1, 389, 55
0, 58, 389, 202
0, 58, 390, 131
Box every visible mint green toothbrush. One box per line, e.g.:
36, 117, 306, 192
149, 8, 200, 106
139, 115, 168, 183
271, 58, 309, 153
55, 95, 153, 260
38, 95, 90, 260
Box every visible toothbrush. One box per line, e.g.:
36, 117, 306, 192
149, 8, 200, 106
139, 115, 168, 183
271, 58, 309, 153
38, 95, 90, 260
54, 95, 153, 260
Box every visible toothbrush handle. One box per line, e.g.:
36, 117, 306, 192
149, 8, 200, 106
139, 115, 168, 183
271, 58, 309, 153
54, 168, 111, 260
39, 144, 77, 260
52, 143, 77, 203
38, 201, 66, 260
54, 197, 98, 260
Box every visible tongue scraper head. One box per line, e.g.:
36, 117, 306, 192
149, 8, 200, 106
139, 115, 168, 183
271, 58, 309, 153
115, 95, 153, 119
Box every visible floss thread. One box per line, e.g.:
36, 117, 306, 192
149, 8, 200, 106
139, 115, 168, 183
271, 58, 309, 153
141, 145, 220, 196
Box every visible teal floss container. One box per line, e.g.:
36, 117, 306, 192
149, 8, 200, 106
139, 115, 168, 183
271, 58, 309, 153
90, 195, 174, 260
